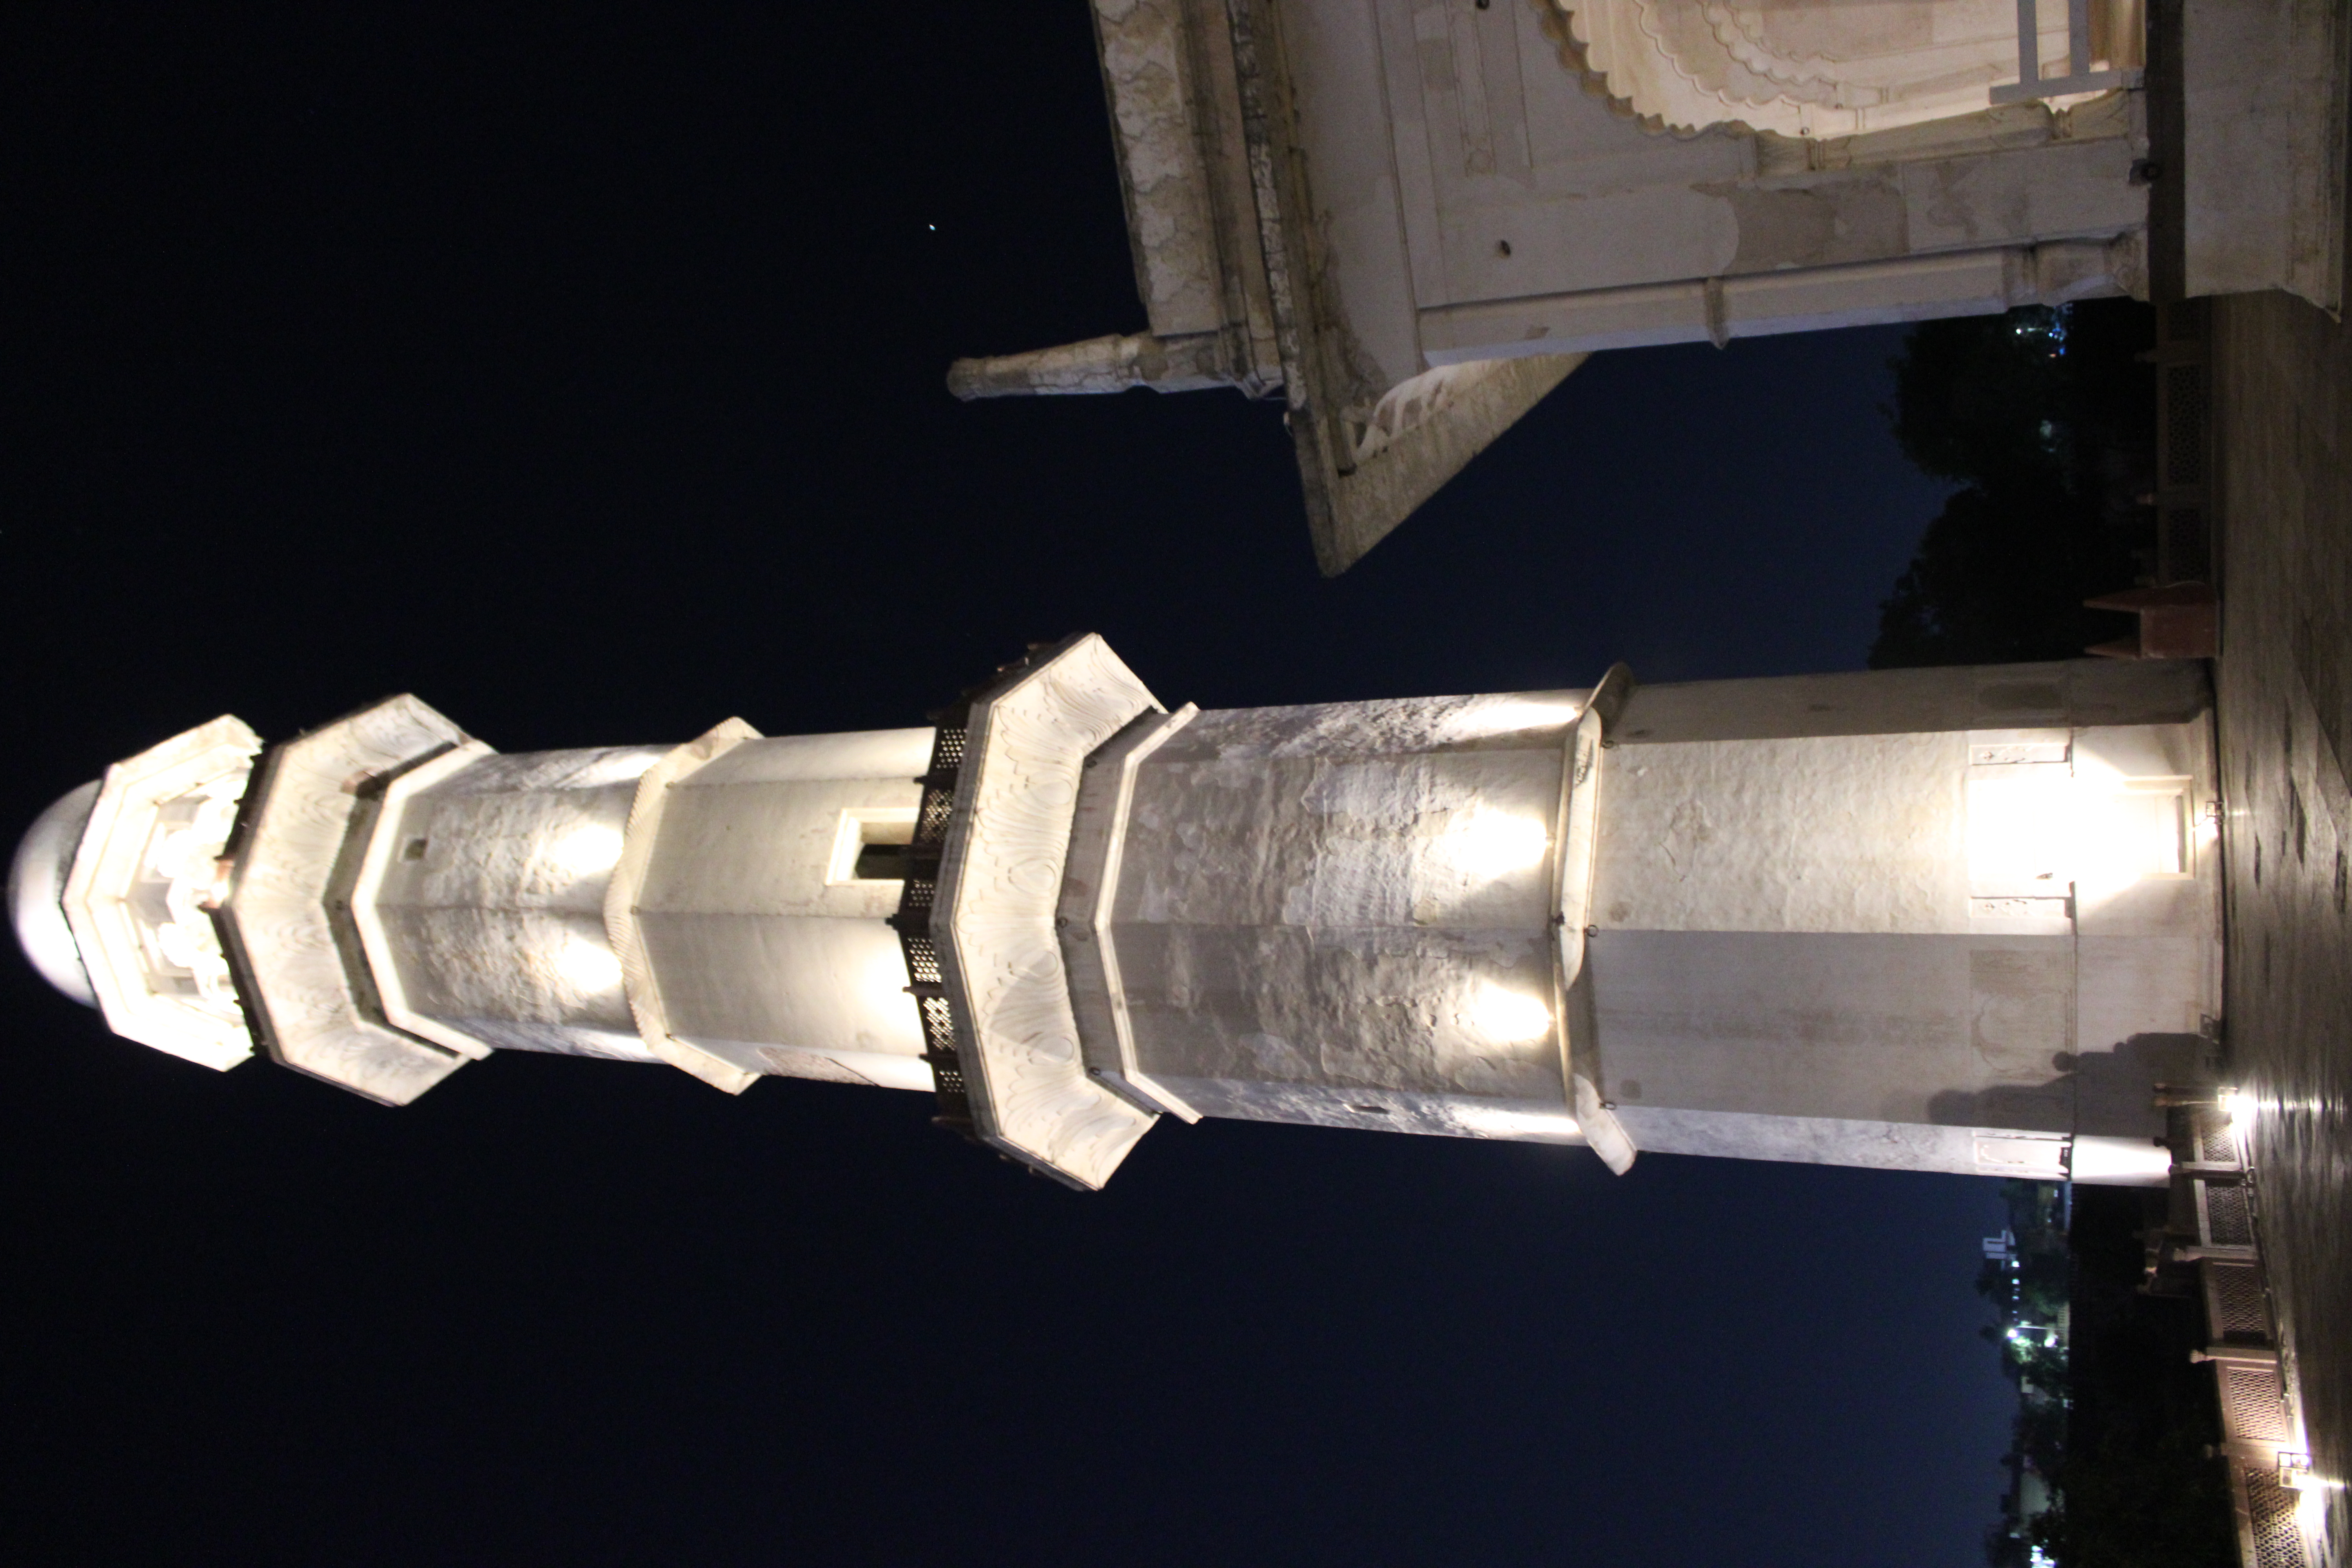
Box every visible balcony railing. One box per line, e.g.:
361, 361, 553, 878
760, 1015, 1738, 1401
1992, 0, 2143, 104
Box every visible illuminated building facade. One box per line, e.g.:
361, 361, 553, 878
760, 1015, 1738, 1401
11, 641, 2218, 1190
951, 2, 2342, 573
954, 0, 2160, 572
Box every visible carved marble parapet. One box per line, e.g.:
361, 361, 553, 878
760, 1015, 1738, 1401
935, 635, 1164, 1189
216, 695, 475, 1105
1090, 0, 1280, 382
62, 715, 263, 1071
1093, 0, 1223, 337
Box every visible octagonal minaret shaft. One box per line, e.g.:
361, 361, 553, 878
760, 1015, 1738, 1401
13, 639, 2217, 1192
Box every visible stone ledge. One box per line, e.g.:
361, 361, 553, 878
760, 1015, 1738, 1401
218, 695, 473, 1105
935, 634, 1164, 1190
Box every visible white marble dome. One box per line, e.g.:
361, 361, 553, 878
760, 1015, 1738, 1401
9, 781, 99, 1006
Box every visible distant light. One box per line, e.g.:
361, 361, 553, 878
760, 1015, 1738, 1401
927, 223, 936, 231
2220, 1088, 2250, 1129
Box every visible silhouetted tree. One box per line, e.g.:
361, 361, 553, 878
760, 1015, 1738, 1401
1873, 301, 2158, 668
2027, 1189, 2238, 1568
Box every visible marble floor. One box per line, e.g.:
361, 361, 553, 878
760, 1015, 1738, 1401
2214, 275, 2352, 1568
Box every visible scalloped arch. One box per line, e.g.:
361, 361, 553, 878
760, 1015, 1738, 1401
1544, 0, 2135, 138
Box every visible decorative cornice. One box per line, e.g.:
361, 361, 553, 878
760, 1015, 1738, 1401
62, 715, 263, 1071
935, 635, 1163, 1190
1537, 1, 1693, 138
216, 695, 474, 1105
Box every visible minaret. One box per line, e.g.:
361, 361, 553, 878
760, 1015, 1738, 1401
10, 637, 2217, 1191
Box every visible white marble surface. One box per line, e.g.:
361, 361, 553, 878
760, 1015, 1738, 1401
63, 715, 261, 1072
218, 695, 472, 1105
937, 635, 1165, 1190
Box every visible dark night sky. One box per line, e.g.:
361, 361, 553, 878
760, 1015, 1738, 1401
3, 7, 2014, 1564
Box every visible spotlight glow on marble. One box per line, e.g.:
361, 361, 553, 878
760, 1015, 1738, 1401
1443, 699, 1582, 740
1445, 810, 1550, 877
557, 934, 624, 995
1451, 1105, 1583, 1139
1467, 982, 1553, 1045
1969, 768, 2193, 907
543, 822, 626, 882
